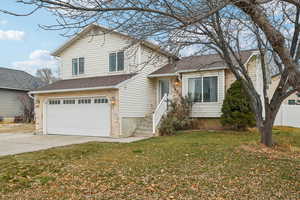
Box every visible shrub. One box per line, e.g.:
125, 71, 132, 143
158, 96, 194, 136
220, 80, 256, 130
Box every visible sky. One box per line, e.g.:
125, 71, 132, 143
0, 0, 66, 75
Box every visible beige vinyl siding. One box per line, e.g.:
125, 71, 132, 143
182, 70, 225, 118
118, 46, 169, 117
59, 27, 138, 80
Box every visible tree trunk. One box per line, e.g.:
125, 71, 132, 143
259, 123, 273, 147
258, 111, 276, 147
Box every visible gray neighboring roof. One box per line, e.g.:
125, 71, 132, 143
149, 50, 258, 77
31, 73, 137, 93
0, 67, 45, 91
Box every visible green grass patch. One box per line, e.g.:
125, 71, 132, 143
0, 128, 299, 199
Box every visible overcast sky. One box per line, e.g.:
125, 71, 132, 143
0, 0, 66, 75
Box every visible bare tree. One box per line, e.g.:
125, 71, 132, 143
3, 0, 300, 147
18, 94, 34, 123
36, 68, 58, 84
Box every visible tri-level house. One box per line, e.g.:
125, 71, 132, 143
30, 24, 263, 138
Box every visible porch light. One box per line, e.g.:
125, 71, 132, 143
110, 97, 116, 105
174, 78, 181, 86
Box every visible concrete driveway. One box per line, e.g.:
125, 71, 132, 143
0, 133, 149, 157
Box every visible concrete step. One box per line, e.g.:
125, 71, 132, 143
134, 131, 153, 137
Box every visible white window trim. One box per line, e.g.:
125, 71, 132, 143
72, 57, 85, 76
108, 51, 125, 73
185, 74, 219, 104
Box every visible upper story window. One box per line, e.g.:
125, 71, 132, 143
188, 76, 218, 102
72, 57, 84, 75
109, 51, 124, 72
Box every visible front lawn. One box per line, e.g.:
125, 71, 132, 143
0, 128, 299, 199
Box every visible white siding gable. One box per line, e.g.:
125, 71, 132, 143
58, 27, 140, 79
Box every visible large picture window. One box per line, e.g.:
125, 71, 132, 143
72, 57, 84, 75
109, 51, 124, 72
188, 76, 218, 102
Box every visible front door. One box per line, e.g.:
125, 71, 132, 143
158, 79, 170, 100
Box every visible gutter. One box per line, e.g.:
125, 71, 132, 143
29, 85, 118, 94
148, 66, 228, 78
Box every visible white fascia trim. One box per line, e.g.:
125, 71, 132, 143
177, 66, 227, 74
29, 86, 118, 94
148, 67, 227, 78
147, 73, 177, 78
243, 51, 260, 66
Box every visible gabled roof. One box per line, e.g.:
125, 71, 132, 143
149, 49, 259, 77
52, 24, 176, 59
0, 67, 45, 91
30, 73, 136, 94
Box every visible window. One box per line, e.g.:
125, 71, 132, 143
203, 77, 218, 102
78, 99, 91, 104
63, 99, 76, 104
159, 79, 170, 100
188, 76, 218, 102
109, 51, 124, 72
49, 99, 60, 105
94, 98, 108, 104
72, 57, 84, 75
288, 100, 296, 105
79, 57, 84, 74
188, 78, 202, 102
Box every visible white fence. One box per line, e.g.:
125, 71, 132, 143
274, 105, 300, 128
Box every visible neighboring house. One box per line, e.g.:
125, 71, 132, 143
30, 24, 263, 138
0, 67, 44, 122
268, 73, 300, 128
269, 74, 300, 105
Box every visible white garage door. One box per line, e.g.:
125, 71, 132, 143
46, 97, 110, 137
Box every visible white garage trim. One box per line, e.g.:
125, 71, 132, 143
30, 86, 118, 94
43, 95, 112, 137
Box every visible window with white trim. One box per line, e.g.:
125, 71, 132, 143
94, 98, 108, 104
63, 99, 76, 104
109, 51, 124, 72
72, 57, 84, 75
78, 99, 91, 104
49, 99, 61, 105
188, 76, 218, 102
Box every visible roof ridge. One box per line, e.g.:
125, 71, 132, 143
181, 49, 259, 59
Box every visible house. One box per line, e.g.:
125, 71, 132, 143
0, 67, 44, 122
269, 74, 300, 105
30, 24, 263, 138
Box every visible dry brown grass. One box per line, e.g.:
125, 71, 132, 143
0, 129, 299, 199
0, 123, 35, 134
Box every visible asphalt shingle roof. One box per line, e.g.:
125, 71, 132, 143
0, 67, 44, 91
33, 73, 137, 92
150, 50, 256, 76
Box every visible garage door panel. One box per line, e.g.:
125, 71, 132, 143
46, 97, 110, 137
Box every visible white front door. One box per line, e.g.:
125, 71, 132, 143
45, 97, 110, 137
158, 79, 170, 100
